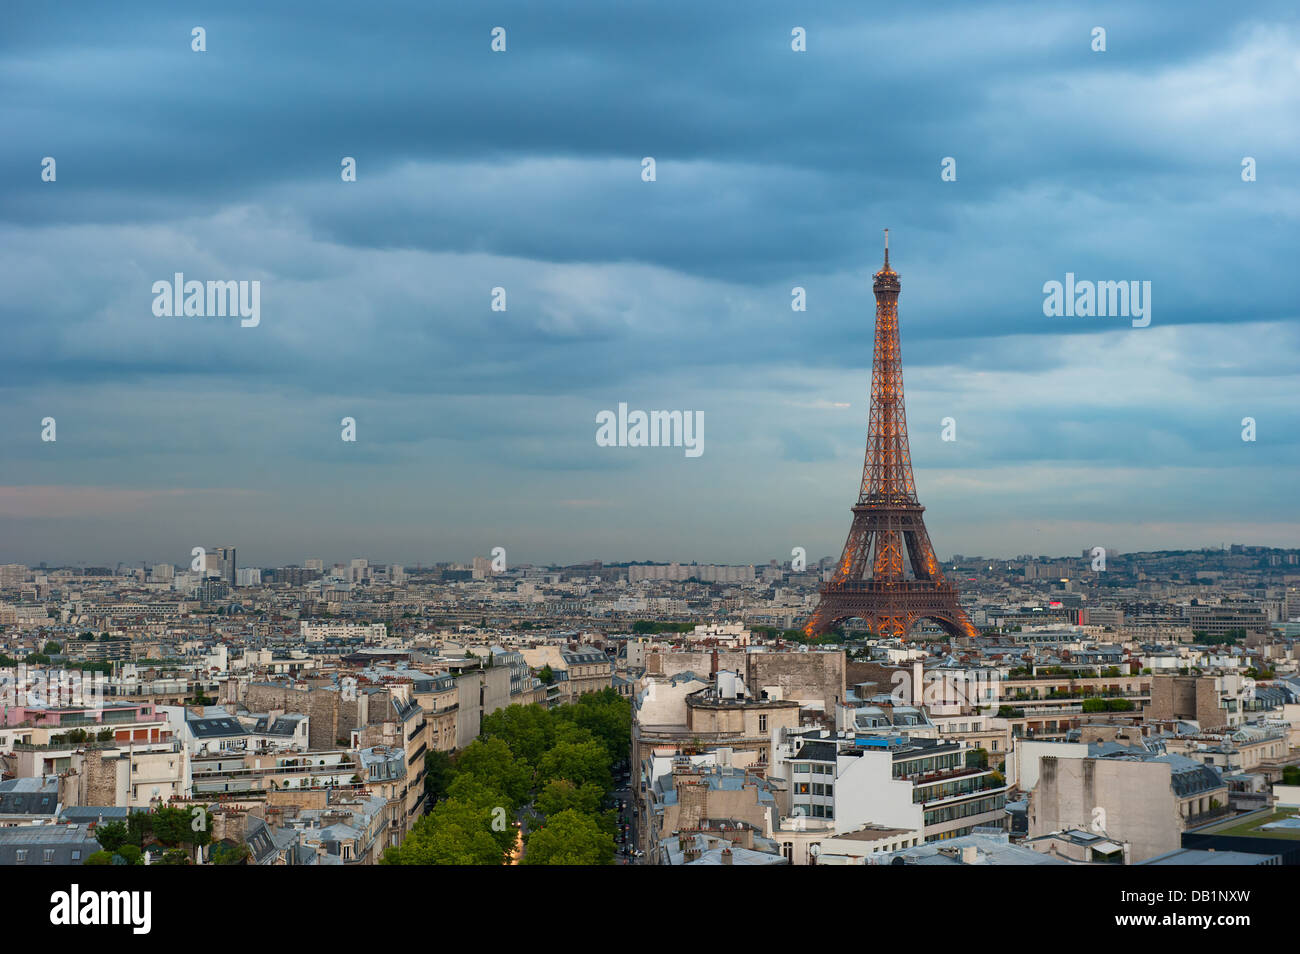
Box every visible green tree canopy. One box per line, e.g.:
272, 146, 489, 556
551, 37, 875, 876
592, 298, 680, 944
383, 800, 506, 866
455, 737, 532, 809
424, 749, 456, 804
93, 820, 130, 852
555, 690, 631, 761
538, 739, 612, 793
481, 703, 556, 767
535, 779, 605, 819
522, 810, 615, 866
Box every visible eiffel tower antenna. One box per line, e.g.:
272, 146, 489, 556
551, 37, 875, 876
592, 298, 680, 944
803, 234, 977, 641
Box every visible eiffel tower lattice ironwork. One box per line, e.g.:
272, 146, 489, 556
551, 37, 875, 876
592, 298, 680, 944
803, 231, 978, 641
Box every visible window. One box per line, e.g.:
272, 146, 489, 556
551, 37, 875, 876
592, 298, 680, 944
15, 850, 26, 863
759, 715, 767, 731
44, 849, 55, 863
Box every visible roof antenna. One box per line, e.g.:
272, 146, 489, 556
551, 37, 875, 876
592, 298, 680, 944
883, 227, 890, 268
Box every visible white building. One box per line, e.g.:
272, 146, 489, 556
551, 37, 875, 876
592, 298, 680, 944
299, 621, 387, 643
770, 729, 1009, 842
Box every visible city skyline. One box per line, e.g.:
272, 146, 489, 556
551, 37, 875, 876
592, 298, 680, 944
3, 0, 1298, 566
10, 542, 1299, 576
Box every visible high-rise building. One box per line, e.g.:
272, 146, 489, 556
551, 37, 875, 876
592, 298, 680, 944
0, 565, 28, 587
204, 546, 236, 586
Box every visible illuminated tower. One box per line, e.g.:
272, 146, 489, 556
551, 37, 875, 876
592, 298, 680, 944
803, 231, 977, 640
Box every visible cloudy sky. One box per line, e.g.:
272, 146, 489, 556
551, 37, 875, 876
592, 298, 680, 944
2, 0, 1298, 568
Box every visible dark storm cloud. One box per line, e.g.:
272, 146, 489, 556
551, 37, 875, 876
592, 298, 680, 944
0, 0, 1297, 564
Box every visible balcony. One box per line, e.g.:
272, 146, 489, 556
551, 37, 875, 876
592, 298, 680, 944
920, 779, 1007, 806
1184, 805, 1233, 828
905, 765, 986, 787
1018, 705, 1083, 717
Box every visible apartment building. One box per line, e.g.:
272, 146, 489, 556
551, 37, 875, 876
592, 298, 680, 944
192, 750, 359, 797
300, 621, 387, 643
632, 671, 801, 774
1028, 751, 1229, 863
640, 756, 780, 865
1147, 672, 1256, 730
768, 730, 1009, 842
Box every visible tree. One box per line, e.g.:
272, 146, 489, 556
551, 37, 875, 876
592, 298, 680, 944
94, 820, 130, 852
555, 691, 631, 762
455, 738, 531, 808
481, 704, 556, 767
43, 641, 61, 655
444, 774, 516, 854
210, 841, 251, 865
424, 749, 455, 805
522, 810, 615, 865
535, 779, 604, 819
148, 805, 212, 848
383, 799, 505, 866
84, 851, 113, 865
538, 665, 555, 685
538, 739, 612, 793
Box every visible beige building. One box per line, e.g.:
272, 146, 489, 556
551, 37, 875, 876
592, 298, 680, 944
640, 756, 779, 864
1147, 673, 1253, 730
632, 671, 801, 773
645, 648, 846, 718
1028, 753, 1229, 863
521, 644, 612, 703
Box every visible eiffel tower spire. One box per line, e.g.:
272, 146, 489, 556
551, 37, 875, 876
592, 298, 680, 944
803, 236, 977, 641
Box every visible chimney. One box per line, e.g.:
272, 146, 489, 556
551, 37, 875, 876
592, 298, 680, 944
720, 847, 733, 866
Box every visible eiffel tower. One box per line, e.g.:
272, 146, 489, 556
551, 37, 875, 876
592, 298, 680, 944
803, 231, 977, 641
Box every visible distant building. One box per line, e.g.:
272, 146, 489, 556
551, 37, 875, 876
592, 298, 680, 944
300, 621, 386, 643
